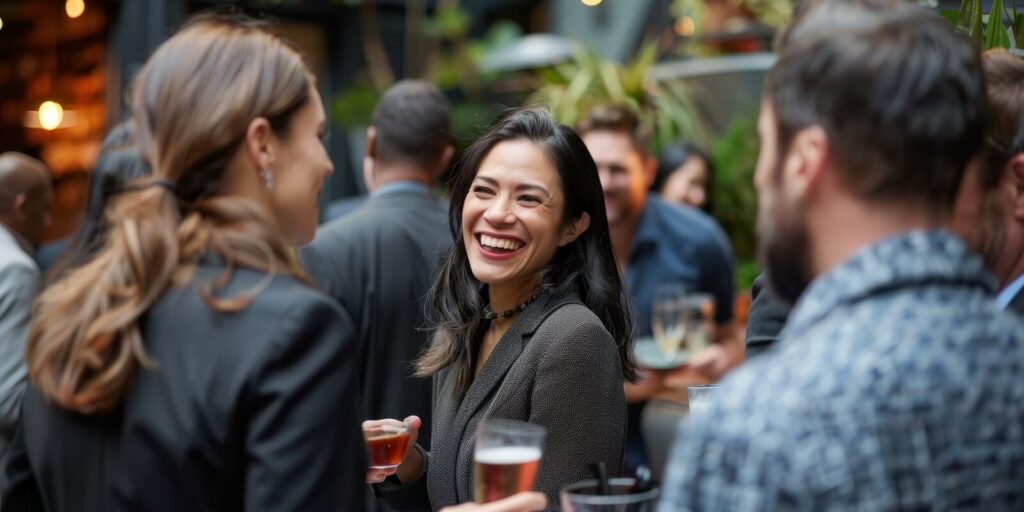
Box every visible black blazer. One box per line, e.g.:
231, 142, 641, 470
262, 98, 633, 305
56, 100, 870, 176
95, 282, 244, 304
378, 290, 627, 511
301, 188, 451, 449
1, 263, 366, 511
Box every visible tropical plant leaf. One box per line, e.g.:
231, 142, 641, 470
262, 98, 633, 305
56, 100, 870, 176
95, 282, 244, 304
969, 0, 985, 41
986, 0, 1013, 49
599, 62, 626, 102
1016, 12, 1024, 47
623, 42, 657, 93
940, 8, 960, 24
531, 45, 704, 157
957, 0, 975, 29
535, 67, 567, 86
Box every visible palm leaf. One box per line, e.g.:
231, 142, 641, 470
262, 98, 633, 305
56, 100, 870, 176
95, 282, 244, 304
986, 0, 1013, 48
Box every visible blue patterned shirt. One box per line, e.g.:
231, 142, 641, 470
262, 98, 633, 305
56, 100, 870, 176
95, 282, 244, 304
659, 230, 1024, 511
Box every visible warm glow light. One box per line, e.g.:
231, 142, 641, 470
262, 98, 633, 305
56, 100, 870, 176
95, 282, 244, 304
65, 0, 85, 19
675, 16, 696, 37
38, 101, 64, 130
0, 17, 4, 31
581, 0, 603, 6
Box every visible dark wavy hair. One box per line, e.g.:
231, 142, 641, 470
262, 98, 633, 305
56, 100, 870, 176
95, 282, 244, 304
652, 142, 715, 212
57, 121, 152, 274
767, 0, 987, 215
417, 108, 637, 394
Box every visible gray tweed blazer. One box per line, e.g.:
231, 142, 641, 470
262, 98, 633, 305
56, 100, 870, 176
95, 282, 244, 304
377, 290, 627, 511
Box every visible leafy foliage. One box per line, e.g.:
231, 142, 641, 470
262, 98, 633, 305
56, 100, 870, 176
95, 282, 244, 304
528, 42, 707, 153
710, 115, 759, 289
945, 0, 1021, 50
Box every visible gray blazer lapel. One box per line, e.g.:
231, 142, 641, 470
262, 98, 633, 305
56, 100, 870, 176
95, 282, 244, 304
449, 321, 527, 439
448, 291, 582, 440
429, 290, 584, 506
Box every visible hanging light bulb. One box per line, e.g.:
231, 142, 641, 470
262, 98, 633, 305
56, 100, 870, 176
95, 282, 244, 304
38, 101, 64, 130
581, 0, 603, 6
66, 0, 85, 19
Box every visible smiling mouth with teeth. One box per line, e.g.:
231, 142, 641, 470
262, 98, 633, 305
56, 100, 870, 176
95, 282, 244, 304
479, 234, 524, 253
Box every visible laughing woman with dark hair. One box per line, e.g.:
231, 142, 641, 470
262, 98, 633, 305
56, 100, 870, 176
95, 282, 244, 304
368, 108, 635, 510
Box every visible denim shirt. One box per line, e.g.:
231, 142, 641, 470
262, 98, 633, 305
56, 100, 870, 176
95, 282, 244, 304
660, 230, 1024, 511
627, 196, 735, 333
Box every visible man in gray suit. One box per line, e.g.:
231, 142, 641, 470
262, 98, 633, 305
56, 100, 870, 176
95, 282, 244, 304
302, 80, 454, 459
0, 153, 52, 454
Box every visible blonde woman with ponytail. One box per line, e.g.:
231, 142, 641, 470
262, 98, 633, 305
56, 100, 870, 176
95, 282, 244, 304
1, 14, 365, 511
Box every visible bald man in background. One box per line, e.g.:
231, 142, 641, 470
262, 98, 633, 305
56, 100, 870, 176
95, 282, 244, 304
0, 152, 52, 454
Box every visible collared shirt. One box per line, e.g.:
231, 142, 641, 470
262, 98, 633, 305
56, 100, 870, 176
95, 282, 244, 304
627, 196, 735, 334
996, 272, 1024, 310
372, 180, 431, 198
659, 230, 1024, 511
322, 181, 432, 223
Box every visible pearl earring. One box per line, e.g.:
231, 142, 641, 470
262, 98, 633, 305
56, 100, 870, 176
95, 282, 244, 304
259, 168, 274, 191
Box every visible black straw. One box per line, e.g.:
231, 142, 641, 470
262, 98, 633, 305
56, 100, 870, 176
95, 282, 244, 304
589, 462, 613, 496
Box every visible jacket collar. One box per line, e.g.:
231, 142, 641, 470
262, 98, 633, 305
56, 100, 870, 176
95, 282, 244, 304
442, 287, 582, 423
783, 229, 995, 341
432, 287, 582, 493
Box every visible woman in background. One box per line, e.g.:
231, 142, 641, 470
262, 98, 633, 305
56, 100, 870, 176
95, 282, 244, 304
652, 142, 715, 211
2, 14, 364, 511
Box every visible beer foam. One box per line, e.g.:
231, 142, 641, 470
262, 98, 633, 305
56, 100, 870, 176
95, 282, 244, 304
474, 446, 542, 464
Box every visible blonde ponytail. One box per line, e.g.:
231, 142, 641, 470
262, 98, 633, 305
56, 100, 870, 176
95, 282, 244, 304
26, 15, 314, 414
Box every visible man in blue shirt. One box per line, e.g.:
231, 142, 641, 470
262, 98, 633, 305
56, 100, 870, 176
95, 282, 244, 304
578, 106, 738, 471
661, 1, 1024, 509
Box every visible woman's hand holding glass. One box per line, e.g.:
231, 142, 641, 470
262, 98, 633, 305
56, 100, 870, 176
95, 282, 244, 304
363, 415, 422, 484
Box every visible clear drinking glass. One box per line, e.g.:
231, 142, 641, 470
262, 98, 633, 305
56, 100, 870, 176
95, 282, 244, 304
474, 419, 546, 503
363, 423, 412, 474
561, 478, 660, 511
681, 293, 715, 356
651, 284, 689, 358
687, 384, 721, 422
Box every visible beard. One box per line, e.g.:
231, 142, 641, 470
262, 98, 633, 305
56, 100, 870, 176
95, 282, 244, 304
756, 177, 814, 307
969, 189, 1008, 277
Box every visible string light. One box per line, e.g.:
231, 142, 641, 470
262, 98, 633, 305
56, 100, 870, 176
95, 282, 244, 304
38, 101, 64, 130
66, 0, 85, 19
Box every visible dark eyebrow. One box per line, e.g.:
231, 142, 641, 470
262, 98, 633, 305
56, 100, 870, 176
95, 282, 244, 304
474, 174, 550, 197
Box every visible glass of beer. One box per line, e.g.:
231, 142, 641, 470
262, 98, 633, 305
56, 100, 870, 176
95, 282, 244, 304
363, 423, 412, 475
473, 419, 546, 503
